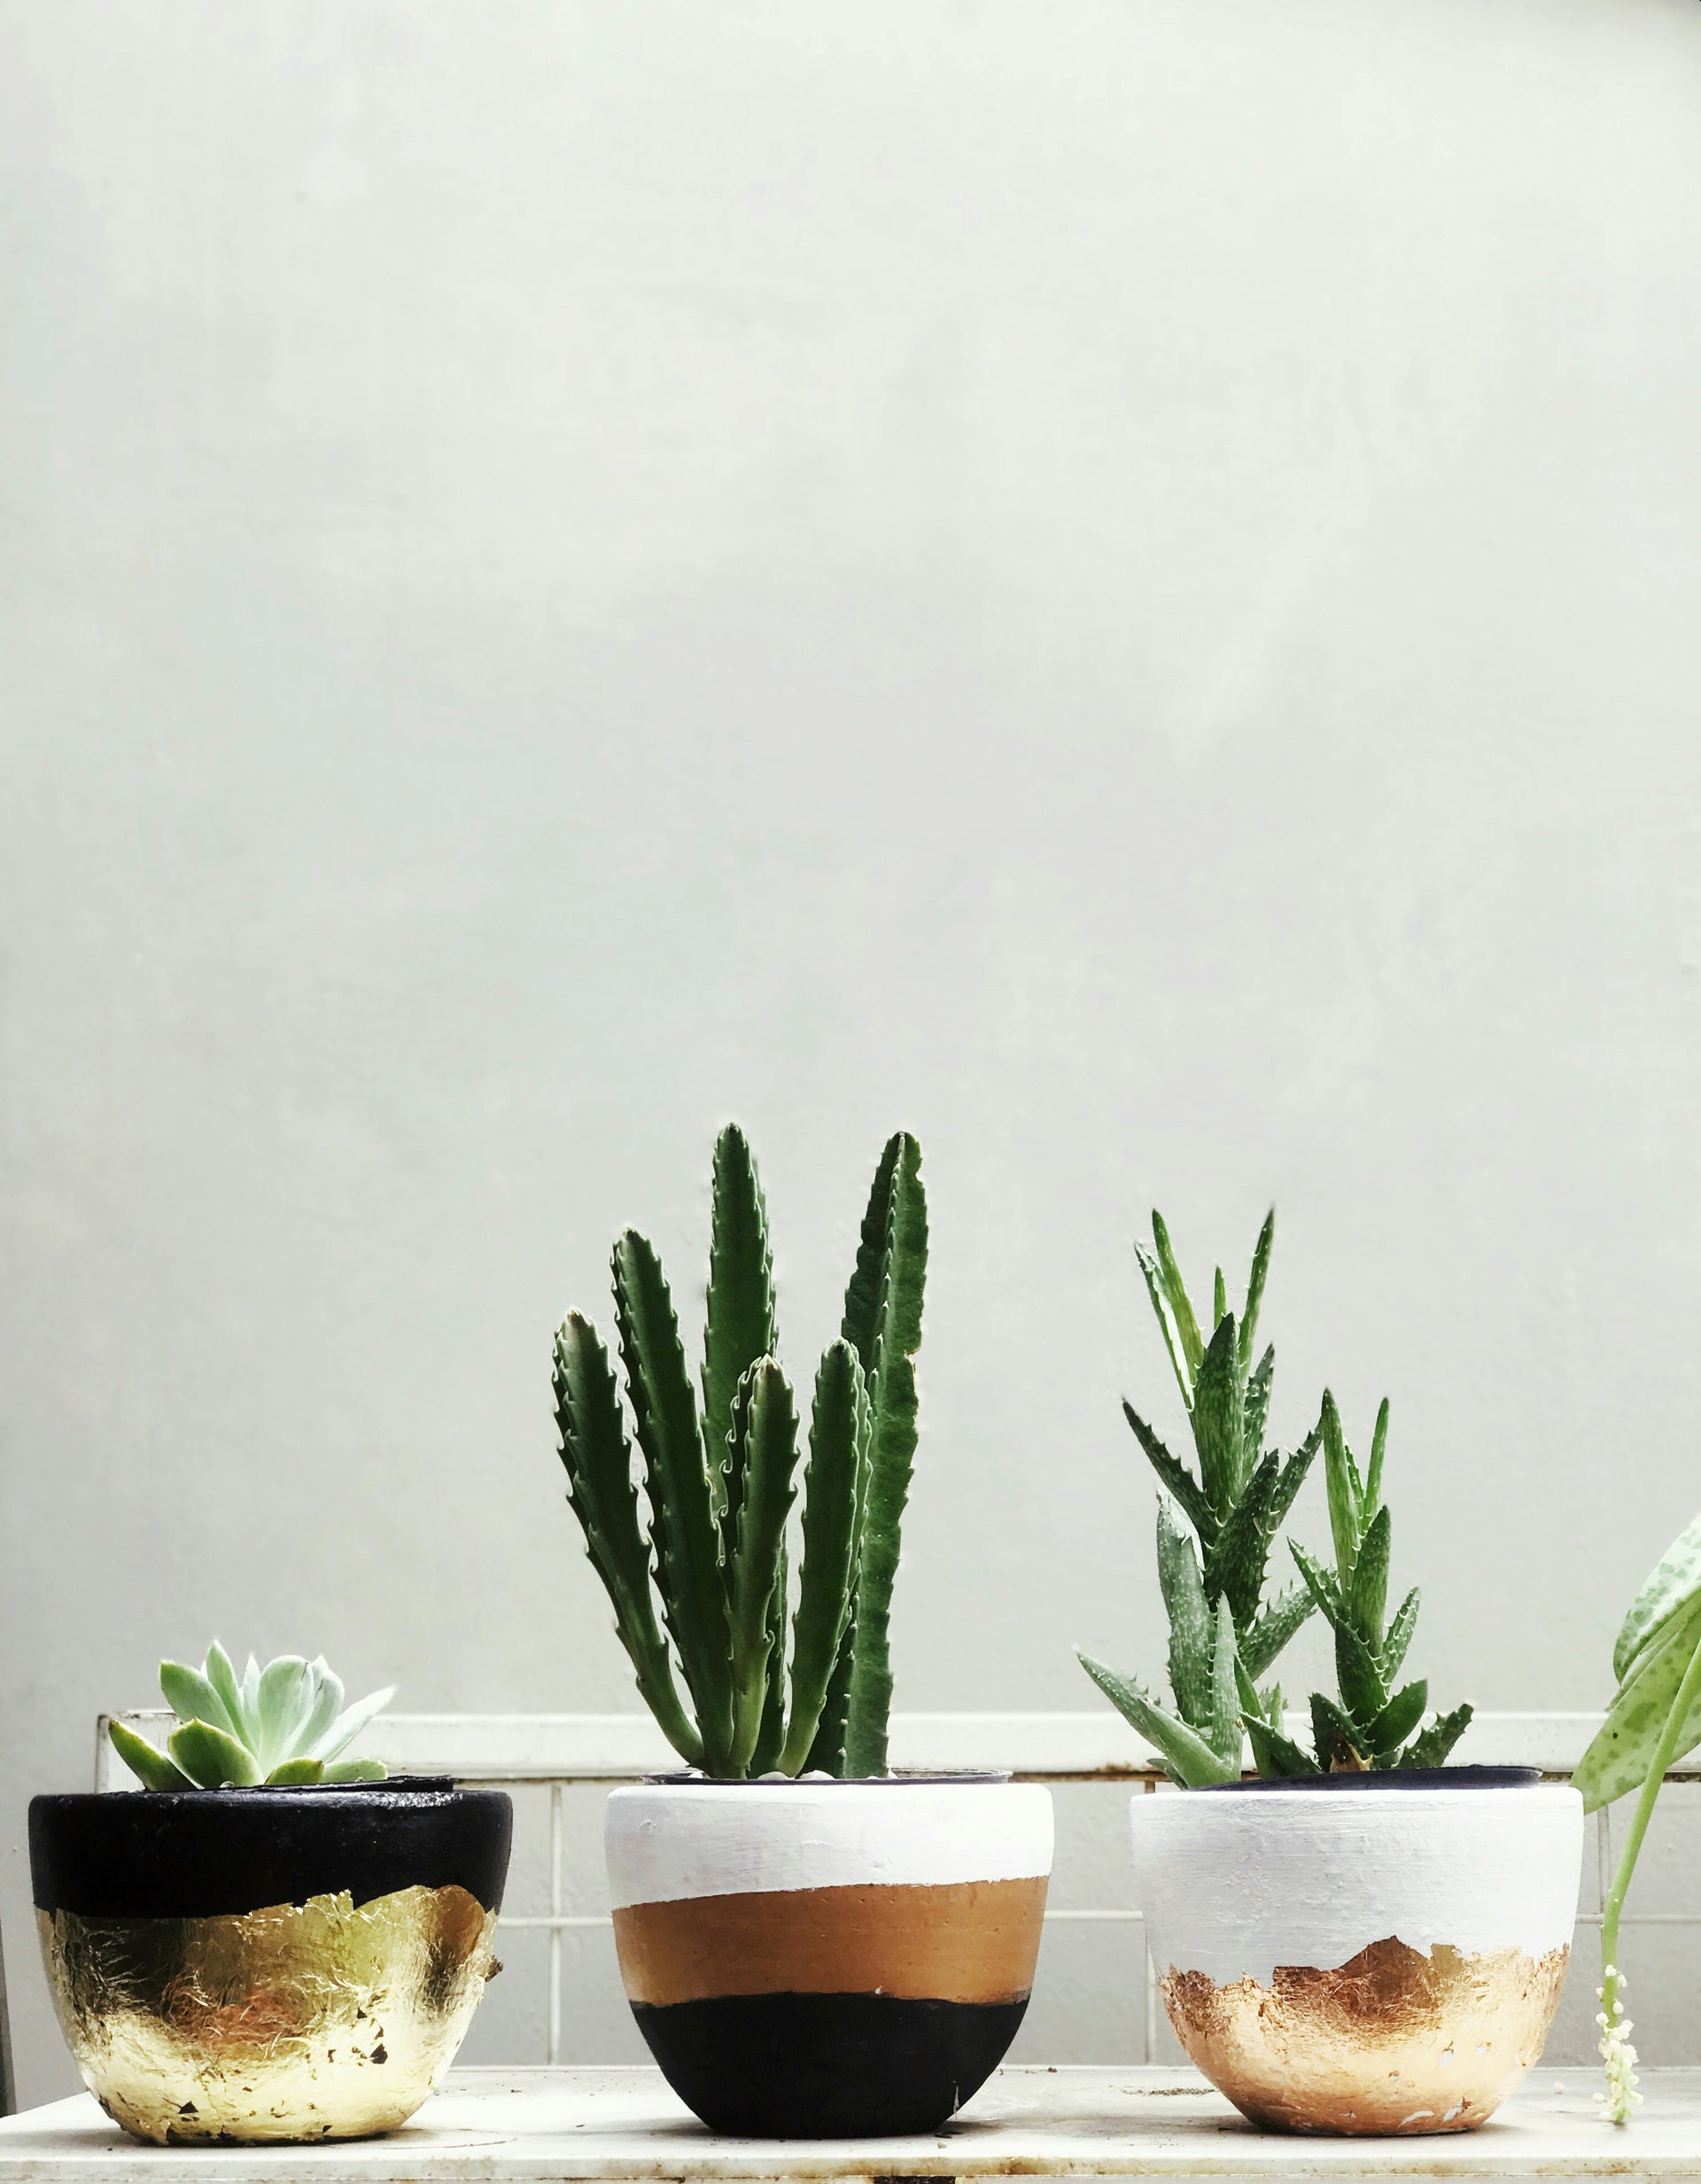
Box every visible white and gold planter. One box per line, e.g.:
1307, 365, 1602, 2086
607, 1776, 1052, 2137
1130, 1773, 1583, 2135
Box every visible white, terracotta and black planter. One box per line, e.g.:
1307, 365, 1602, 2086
606, 1776, 1052, 2137
30, 1779, 511, 2144
1130, 1768, 1582, 2136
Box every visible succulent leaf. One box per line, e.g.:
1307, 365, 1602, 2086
159, 1661, 239, 1742
322, 1757, 388, 1783
1190, 1315, 1244, 1518
843, 1132, 927, 1778
1364, 1397, 1389, 1517
266, 1757, 327, 1785
1076, 1652, 1238, 1787
1364, 1679, 1428, 1760
1350, 1505, 1392, 1652
554, 1312, 703, 1767
1244, 1710, 1319, 1777
311, 1684, 397, 1767
1208, 1595, 1239, 1764
255, 1657, 312, 1772
1156, 1503, 1214, 1729
169, 1720, 263, 1788
1241, 1344, 1275, 1475
1383, 1588, 1420, 1683
726, 1359, 801, 1774
1202, 1450, 1285, 1630
204, 1643, 252, 1745
1612, 1506, 1701, 1685
1575, 1598, 1701, 1810
1134, 1244, 1195, 1415
1213, 1268, 1228, 1328
613, 1229, 734, 1771
1239, 1211, 1275, 1371
1319, 1393, 1362, 1582
109, 1719, 193, 1791
1123, 1403, 1216, 1547
1309, 1692, 1368, 1772
1239, 1583, 1317, 1680
1404, 1702, 1474, 1771
1149, 1213, 1205, 1377
781, 1341, 865, 1774
702, 1124, 779, 1550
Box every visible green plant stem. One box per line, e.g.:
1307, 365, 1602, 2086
1600, 1628, 1701, 2110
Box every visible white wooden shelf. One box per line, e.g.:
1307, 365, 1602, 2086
1, 2068, 1697, 2182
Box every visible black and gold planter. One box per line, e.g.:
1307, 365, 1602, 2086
30, 1780, 511, 2144
607, 1776, 1053, 2138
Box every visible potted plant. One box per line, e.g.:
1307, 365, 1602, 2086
31, 1648, 511, 2144
554, 1126, 1052, 2137
1573, 1504, 1701, 2124
1081, 1214, 1583, 2135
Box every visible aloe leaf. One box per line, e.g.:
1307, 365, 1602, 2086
1239, 1210, 1274, 1371
1405, 1702, 1473, 1771
169, 1720, 262, 1788
204, 1643, 254, 1745
254, 1656, 311, 1771
1123, 1403, 1216, 1547
1268, 1421, 1321, 1533
1135, 1245, 1195, 1414
159, 1661, 239, 1741
1319, 1393, 1361, 1582
1364, 1397, 1389, 1517
843, 1132, 927, 1777
1076, 1652, 1238, 1786
1156, 1502, 1213, 1728
1383, 1588, 1421, 1682
1333, 1611, 1387, 1724
109, 1720, 192, 1791
1202, 1450, 1283, 1629
1576, 1598, 1701, 1810
1613, 1508, 1701, 1684
702, 1124, 778, 1551
781, 1341, 864, 1774
266, 1757, 327, 1785
1290, 1539, 1346, 1628
322, 1757, 388, 1783
1149, 1213, 1205, 1377
1213, 1267, 1228, 1328
1309, 1692, 1367, 1772
726, 1360, 801, 1774
311, 1685, 396, 1766
1365, 1678, 1427, 1760
1240, 1582, 1317, 1679
1190, 1315, 1244, 1518
555, 1312, 703, 1768
1241, 1345, 1275, 1474
1350, 1505, 1392, 1653
1208, 1595, 1239, 1764
614, 1229, 734, 1770
1245, 1710, 1320, 1778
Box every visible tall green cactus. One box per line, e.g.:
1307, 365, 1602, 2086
1243, 1391, 1472, 1776
553, 1126, 926, 1779
1078, 1209, 1320, 1785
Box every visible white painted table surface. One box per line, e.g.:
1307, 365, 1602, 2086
0, 2069, 1697, 2183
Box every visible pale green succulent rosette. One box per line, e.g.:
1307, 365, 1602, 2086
109, 1644, 393, 1790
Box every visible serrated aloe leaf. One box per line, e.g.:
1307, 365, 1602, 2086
312, 1685, 395, 1767
1208, 1596, 1239, 1764
322, 1756, 388, 1783
1190, 1315, 1244, 1517
1076, 1652, 1238, 1786
726, 1360, 801, 1775
159, 1661, 238, 1740
1123, 1403, 1216, 1547
1240, 1583, 1317, 1680
555, 1313, 703, 1768
1241, 1345, 1275, 1473
843, 1132, 926, 1777
1290, 1539, 1346, 1628
109, 1720, 193, 1791
1149, 1213, 1204, 1377
1576, 1598, 1701, 1810
1332, 1610, 1388, 1724
169, 1720, 262, 1788
205, 1643, 253, 1745
1383, 1589, 1420, 1683
1156, 1502, 1213, 1728
1310, 1692, 1367, 1772
1213, 1268, 1228, 1328
1268, 1423, 1320, 1534
1365, 1679, 1427, 1759
1350, 1505, 1392, 1652
1319, 1394, 1361, 1582
702, 1124, 778, 1551
614, 1229, 733, 1770
1245, 1710, 1319, 1778
254, 1656, 311, 1771
1135, 1245, 1194, 1415
1613, 1508, 1701, 1684
266, 1757, 327, 1785
781, 1341, 864, 1775
1239, 1210, 1274, 1371
1364, 1397, 1389, 1517
1202, 1450, 1282, 1630
1405, 1702, 1473, 1771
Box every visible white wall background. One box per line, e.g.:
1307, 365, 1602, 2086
5, 0, 1701, 2108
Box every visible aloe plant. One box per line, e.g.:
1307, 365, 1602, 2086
1573, 1505, 1701, 2124
553, 1125, 926, 1779
108, 1647, 392, 1790
1240, 1391, 1472, 1776
1077, 1210, 1320, 1785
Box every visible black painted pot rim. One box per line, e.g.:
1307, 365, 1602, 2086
1187, 1765, 1542, 1793
38, 1776, 458, 1807
638, 1768, 1013, 1786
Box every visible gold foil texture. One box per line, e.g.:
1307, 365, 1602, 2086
38, 1883, 499, 2143
1161, 1936, 1570, 2135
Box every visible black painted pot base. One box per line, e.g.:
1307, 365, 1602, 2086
631, 1991, 1029, 2137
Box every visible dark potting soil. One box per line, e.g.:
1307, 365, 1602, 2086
29, 1784, 513, 1918
630, 1990, 1029, 2137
